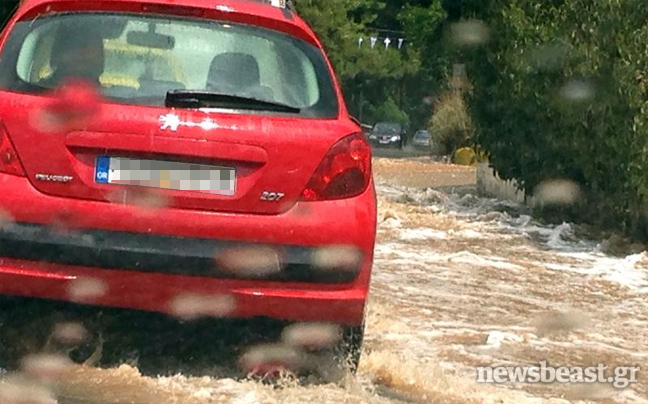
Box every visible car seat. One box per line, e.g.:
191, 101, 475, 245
207, 52, 274, 101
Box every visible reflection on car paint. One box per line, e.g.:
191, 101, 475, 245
158, 113, 239, 131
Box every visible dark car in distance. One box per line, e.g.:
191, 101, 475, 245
367, 122, 405, 149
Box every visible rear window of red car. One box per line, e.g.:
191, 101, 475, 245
0, 12, 339, 117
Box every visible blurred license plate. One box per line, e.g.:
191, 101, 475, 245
94, 156, 235, 195
379, 140, 390, 144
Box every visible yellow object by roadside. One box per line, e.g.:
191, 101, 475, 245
453, 147, 477, 166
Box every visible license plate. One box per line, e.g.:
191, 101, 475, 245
379, 140, 390, 144
95, 156, 235, 195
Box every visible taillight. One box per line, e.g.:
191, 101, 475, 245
301, 133, 371, 201
0, 123, 25, 177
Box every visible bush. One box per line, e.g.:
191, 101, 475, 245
365, 97, 409, 126
464, 0, 648, 237
428, 91, 474, 155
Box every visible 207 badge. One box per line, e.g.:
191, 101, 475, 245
260, 191, 285, 201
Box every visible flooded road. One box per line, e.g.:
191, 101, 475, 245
2, 157, 647, 404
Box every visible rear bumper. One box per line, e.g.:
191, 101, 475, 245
0, 222, 362, 283
0, 174, 377, 326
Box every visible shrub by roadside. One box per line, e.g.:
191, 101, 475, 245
428, 91, 473, 157
463, 0, 648, 239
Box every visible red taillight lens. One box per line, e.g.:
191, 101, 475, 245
0, 123, 25, 177
301, 133, 371, 201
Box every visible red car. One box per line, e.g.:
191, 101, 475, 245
0, 0, 375, 371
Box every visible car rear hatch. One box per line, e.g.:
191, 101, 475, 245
0, 2, 355, 215
0, 96, 355, 215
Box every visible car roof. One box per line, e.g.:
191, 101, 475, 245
16, 0, 316, 43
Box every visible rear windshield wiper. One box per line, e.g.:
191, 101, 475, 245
165, 90, 301, 114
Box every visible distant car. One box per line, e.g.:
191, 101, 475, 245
368, 122, 405, 149
412, 130, 431, 149
413, 129, 445, 155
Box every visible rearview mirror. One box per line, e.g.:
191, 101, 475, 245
126, 31, 175, 50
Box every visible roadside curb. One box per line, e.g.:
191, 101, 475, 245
476, 162, 531, 205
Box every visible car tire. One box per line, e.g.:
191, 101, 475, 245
335, 323, 364, 373
308, 322, 364, 383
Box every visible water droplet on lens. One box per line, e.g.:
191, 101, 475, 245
564, 382, 616, 400
216, 246, 282, 277
534, 179, 582, 207
28, 110, 60, 134
105, 189, 127, 204
48, 210, 79, 234
169, 293, 236, 320
449, 20, 490, 46
313, 246, 362, 271
128, 188, 170, 211
239, 343, 304, 375
533, 310, 589, 336
21, 353, 73, 380
559, 79, 595, 103
67, 278, 107, 302
281, 323, 341, 350
0, 208, 14, 229
51, 322, 88, 345
530, 43, 570, 71
30, 80, 102, 134
0, 376, 57, 404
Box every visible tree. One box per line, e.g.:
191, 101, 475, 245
294, 0, 425, 127
0, 1, 18, 28
463, 0, 648, 234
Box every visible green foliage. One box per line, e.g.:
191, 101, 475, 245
365, 96, 409, 125
463, 0, 648, 235
0, 1, 18, 28
294, 0, 389, 82
428, 91, 473, 154
399, 2, 451, 90
294, 0, 440, 129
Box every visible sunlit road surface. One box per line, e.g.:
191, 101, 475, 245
3, 157, 648, 404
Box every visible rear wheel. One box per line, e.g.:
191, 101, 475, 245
304, 323, 364, 383
336, 323, 364, 373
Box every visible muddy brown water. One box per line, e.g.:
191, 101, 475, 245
0, 158, 646, 404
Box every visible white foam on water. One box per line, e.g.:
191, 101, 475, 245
378, 184, 648, 294
399, 228, 448, 240
445, 251, 525, 271
454, 228, 488, 239
376, 243, 526, 275
371, 182, 648, 402
528, 252, 648, 294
